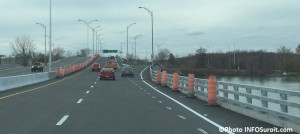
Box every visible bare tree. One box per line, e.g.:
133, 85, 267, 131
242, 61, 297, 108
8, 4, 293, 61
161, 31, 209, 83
52, 47, 65, 60
80, 48, 91, 57
157, 48, 170, 61
296, 43, 300, 54
196, 47, 207, 55
10, 36, 36, 66
277, 46, 292, 54
277, 46, 293, 65
168, 53, 175, 65
64, 51, 74, 57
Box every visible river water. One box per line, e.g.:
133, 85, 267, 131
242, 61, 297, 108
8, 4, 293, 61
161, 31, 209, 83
218, 76, 300, 92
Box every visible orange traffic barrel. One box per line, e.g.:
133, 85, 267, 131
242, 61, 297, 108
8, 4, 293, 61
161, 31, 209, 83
56, 67, 64, 78
75, 65, 79, 72
69, 66, 73, 73
65, 66, 69, 75
156, 71, 161, 85
207, 75, 219, 106
161, 71, 167, 86
72, 65, 75, 73
187, 74, 195, 97
172, 72, 179, 91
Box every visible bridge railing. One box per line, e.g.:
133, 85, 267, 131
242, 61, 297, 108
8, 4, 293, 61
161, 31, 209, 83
216, 81, 300, 123
166, 74, 173, 88
149, 65, 300, 132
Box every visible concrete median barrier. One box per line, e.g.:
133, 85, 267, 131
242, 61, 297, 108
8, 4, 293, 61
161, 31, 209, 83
0, 72, 53, 92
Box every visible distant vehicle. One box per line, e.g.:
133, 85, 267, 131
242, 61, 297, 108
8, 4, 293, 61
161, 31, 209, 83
99, 68, 116, 80
31, 62, 44, 72
121, 66, 134, 77
91, 63, 102, 72
109, 56, 115, 59
106, 58, 117, 70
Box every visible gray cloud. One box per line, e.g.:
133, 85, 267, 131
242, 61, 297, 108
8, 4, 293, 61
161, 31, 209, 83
186, 31, 205, 36
1, 0, 300, 57
238, 34, 266, 39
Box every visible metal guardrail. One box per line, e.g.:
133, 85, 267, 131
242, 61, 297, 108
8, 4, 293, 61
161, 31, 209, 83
149, 65, 300, 126
216, 81, 300, 123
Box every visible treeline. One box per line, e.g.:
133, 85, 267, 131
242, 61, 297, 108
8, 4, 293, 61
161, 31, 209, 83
0, 36, 83, 66
160, 46, 300, 76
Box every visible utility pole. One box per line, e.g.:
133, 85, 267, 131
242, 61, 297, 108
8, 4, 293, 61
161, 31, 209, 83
234, 43, 236, 66
49, 0, 52, 72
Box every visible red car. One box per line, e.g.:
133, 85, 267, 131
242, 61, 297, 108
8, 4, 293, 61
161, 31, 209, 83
99, 68, 116, 80
91, 63, 102, 71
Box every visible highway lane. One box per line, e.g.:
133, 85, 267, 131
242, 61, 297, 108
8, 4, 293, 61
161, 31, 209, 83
0, 56, 87, 77
0, 57, 294, 134
0, 57, 216, 134
0, 57, 105, 134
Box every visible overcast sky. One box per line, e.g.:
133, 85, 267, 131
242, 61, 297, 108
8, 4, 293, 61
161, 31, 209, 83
1, 0, 300, 58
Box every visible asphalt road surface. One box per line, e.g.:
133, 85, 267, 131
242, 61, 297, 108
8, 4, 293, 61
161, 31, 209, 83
0, 57, 293, 134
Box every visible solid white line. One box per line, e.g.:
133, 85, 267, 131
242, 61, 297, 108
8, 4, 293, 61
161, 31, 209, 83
197, 128, 208, 134
77, 99, 83, 104
177, 115, 186, 120
86, 91, 90, 94
56, 115, 69, 125
140, 66, 234, 134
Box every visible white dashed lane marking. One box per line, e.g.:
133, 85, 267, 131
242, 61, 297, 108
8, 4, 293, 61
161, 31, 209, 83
56, 115, 69, 126
177, 115, 186, 120
77, 99, 83, 104
166, 107, 172, 110
197, 128, 208, 134
86, 91, 90, 94
158, 101, 163, 104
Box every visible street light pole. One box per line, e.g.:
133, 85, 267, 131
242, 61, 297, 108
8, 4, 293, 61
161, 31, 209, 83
127, 23, 136, 59
99, 38, 104, 54
155, 42, 164, 56
49, 0, 52, 72
134, 34, 142, 60
78, 19, 98, 55
96, 32, 102, 54
139, 7, 153, 61
91, 26, 101, 55
36, 23, 47, 64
